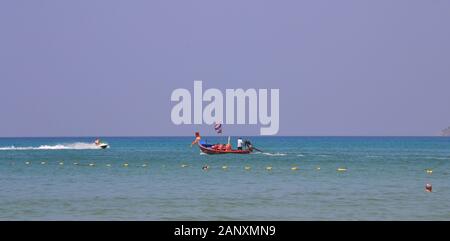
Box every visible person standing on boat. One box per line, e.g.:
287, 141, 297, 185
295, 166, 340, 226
237, 137, 243, 150
191, 132, 201, 147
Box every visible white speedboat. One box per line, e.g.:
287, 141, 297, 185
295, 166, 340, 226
98, 143, 109, 149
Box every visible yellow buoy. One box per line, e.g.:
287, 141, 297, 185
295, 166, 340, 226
266, 166, 273, 171
291, 166, 299, 171
426, 169, 433, 174
222, 165, 228, 170
123, 163, 129, 167
337, 168, 347, 172
244, 166, 251, 171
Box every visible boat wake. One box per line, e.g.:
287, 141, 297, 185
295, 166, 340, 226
261, 152, 287, 156
0, 142, 104, 151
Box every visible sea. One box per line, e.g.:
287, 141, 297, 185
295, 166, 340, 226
0, 136, 449, 220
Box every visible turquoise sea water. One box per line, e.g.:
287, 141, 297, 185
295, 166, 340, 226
1, 136, 449, 220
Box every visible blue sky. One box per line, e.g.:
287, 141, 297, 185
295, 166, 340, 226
1, 0, 449, 136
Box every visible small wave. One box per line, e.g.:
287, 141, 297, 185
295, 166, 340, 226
297, 154, 305, 157
315, 154, 331, 157
422, 156, 450, 160
262, 152, 287, 156
0, 142, 104, 151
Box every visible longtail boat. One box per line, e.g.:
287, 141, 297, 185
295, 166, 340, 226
197, 142, 253, 154
192, 132, 254, 155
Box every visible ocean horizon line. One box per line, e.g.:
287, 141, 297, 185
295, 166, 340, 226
0, 135, 447, 138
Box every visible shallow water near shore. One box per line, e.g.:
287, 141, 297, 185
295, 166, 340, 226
1, 136, 449, 220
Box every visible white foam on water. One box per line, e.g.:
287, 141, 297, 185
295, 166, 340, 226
261, 152, 287, 156
0, 142, 104, 150
316, 154, 331, 157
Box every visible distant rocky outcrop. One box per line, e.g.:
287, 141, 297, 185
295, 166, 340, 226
441, 127, 450, 136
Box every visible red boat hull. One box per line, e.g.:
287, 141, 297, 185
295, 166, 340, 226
198, 143, 253, 154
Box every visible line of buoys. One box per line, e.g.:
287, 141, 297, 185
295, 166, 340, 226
15, 161, 439, 177
19, 161, 306, 172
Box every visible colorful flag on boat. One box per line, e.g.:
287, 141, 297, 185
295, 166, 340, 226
214, 121, 222, 134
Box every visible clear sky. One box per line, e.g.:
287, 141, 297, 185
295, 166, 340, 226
1, 0, 449, 137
